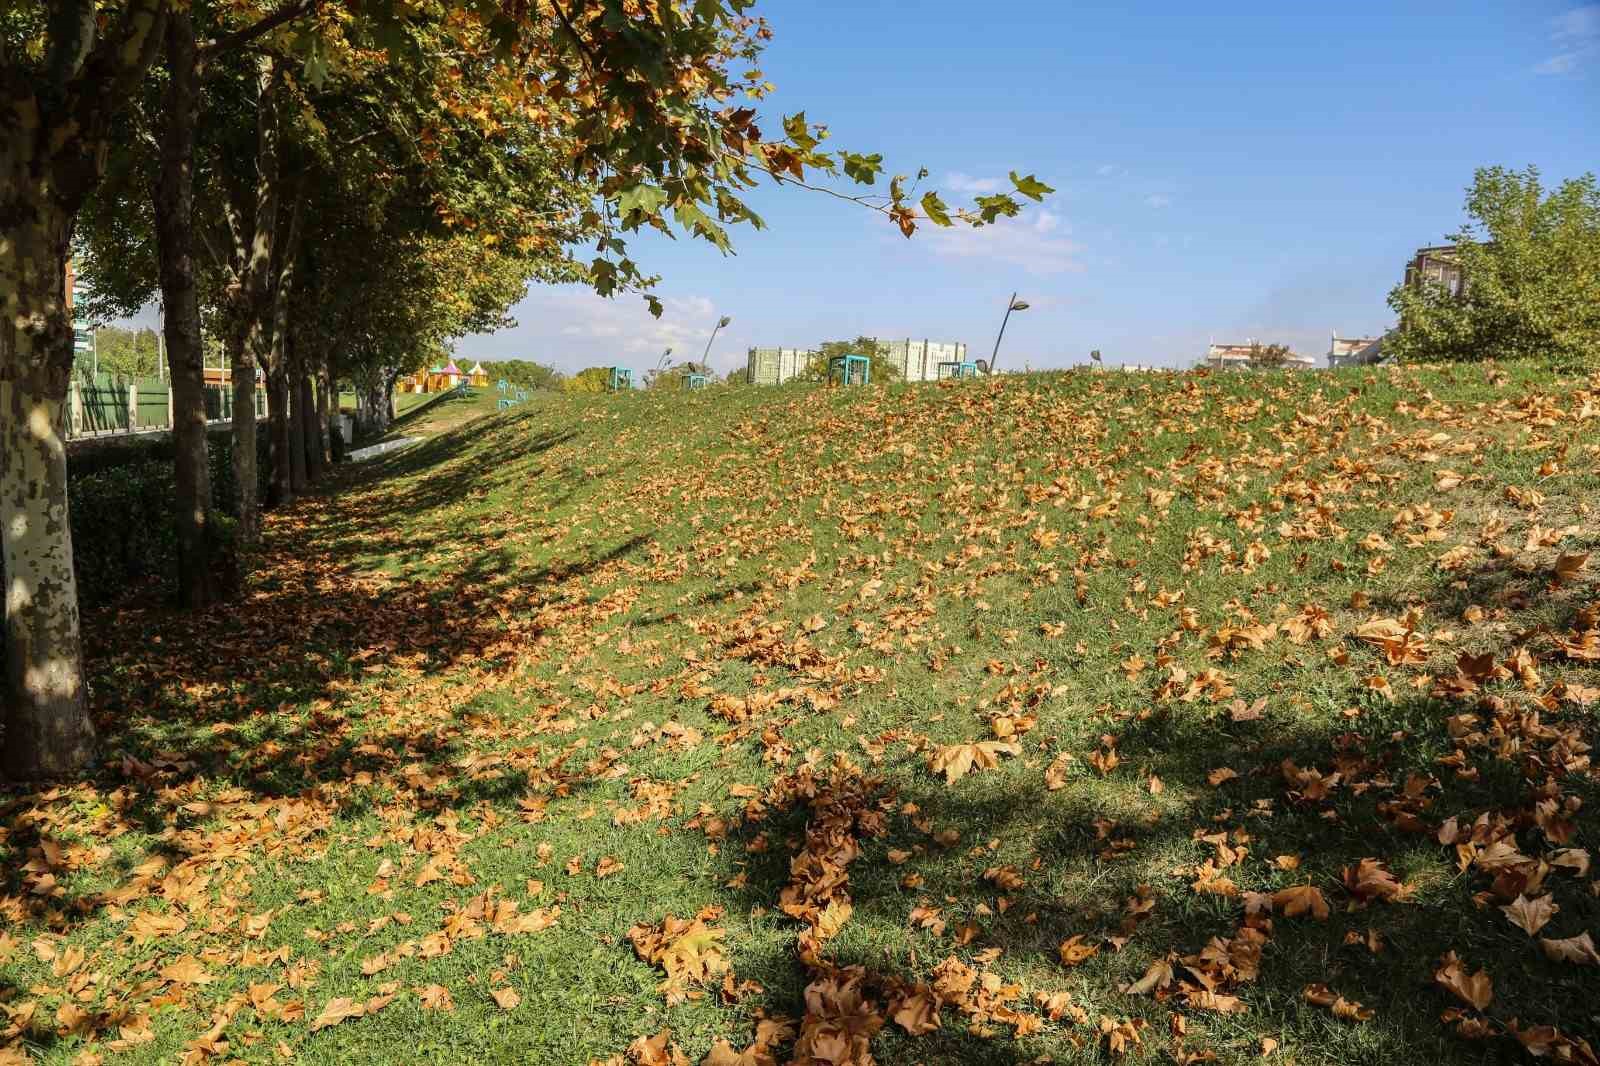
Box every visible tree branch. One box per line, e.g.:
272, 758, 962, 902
200, 0, 315, 60
550, 0, 603, 73
725, 150, 894, 215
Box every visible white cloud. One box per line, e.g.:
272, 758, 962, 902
1553, 3, 1600, 39
1537, 4, 1599, 72
944, 171, 1005, 194
920, 208, 1085, 275
1095, 164, 1118, 177
1536, 52, 1581, 73
1144, 194, 1172, 209
469, 287, 742, 374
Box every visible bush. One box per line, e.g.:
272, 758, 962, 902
69, 461, 180, 608
7, 432, 273, 609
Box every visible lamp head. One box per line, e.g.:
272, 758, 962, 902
1010, 299, 1030, 311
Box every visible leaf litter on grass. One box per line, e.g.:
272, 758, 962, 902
2, 362, 1599, 1065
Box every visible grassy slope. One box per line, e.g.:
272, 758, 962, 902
5, 363, 1599, 1065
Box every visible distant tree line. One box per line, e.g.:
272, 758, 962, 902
473, 359, 565, 392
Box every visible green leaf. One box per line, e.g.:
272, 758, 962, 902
920, 191, 952, 227
782, 112, 817, 152
617, 183, 669, 220
841, 152, 883, 186
645, 294, 664, 319
1009, 171, 1054, 202
975, 193, 1022, 224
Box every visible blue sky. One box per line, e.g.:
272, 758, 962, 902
478, 2, 1599, 375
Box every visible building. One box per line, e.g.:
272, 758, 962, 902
746, 347, 817, 386
1327, 333, 1385, 368
1404, 245, 1465, 297
1203, 342, 1316, 371
877, 339, 969, 382
747, 338, 971, 385
468, 361, 489, 387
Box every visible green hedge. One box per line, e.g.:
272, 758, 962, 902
49, 433, 270, 608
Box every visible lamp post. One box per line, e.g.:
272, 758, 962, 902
700, 315, 731, 374
987, 293, 1029, 375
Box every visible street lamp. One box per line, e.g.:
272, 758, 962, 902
987, 293, 1029, 375
655, 347, 674, 372
700, 315, 731, 373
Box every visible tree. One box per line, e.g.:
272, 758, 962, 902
566, 368, 613, 393
75, 327, 162, 379
476, 359, 564, 391
2, 0, 169, 778
1387, 166, 1600, 368
810, 337, 902, 384
7, 0, 1048, 780
1247, 342, 1292, 369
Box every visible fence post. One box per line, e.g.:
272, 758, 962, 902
69, 377, 82, 438
127, 382, 137, 434
167, 384, 174, 428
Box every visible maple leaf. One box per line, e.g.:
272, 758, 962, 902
626, 1029, 691, 1066
1540, 932, 1600, 966
1553, 551, 1589, 585
1058, 934, 1099, 967
1271, 885, 1330, 921
928, 740, 1019, 784
1302, 984, 1373, 1022
308, 997, 365, 1032
1434, 952, 1492, 1011
1342, 858, 1410, 903
890, 985, 941, 1035
416, 984, 455, 1011
1121, 958, 1174, 995
1500, 893, 1558, 937
159, 956, 214, 986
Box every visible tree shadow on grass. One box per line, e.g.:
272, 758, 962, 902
692, 669, 1599, 1064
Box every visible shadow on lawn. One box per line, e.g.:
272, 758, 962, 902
693, 674, 1599, 1062
0, 408, 651, 926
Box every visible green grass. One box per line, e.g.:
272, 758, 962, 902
6, 363, 1599, 1065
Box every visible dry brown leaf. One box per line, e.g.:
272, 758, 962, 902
1540, 932, 1600, 966
1500, 893, 1558, 937
1271, 885, 1330, 921
1434, 952, 1492, 1011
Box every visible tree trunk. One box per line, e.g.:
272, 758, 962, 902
0, 0, 168, 779
0, 207, 94, 780
267, 368, 292, 506
289, 365, 309, 492
299, 362, 322, 483
355, 369, 396, 437
315, 356, 335, 465
153, 8, 218, 608
230, 55, 282, 543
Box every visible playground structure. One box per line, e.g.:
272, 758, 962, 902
496, 379, 528, 409
828, 353, 870, 386
607, 366, 633, 391
686, 372, 709, 390
936, 360, 979, 380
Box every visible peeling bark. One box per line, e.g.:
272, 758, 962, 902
1, 0, 169, 778
0, 200, 94, 779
